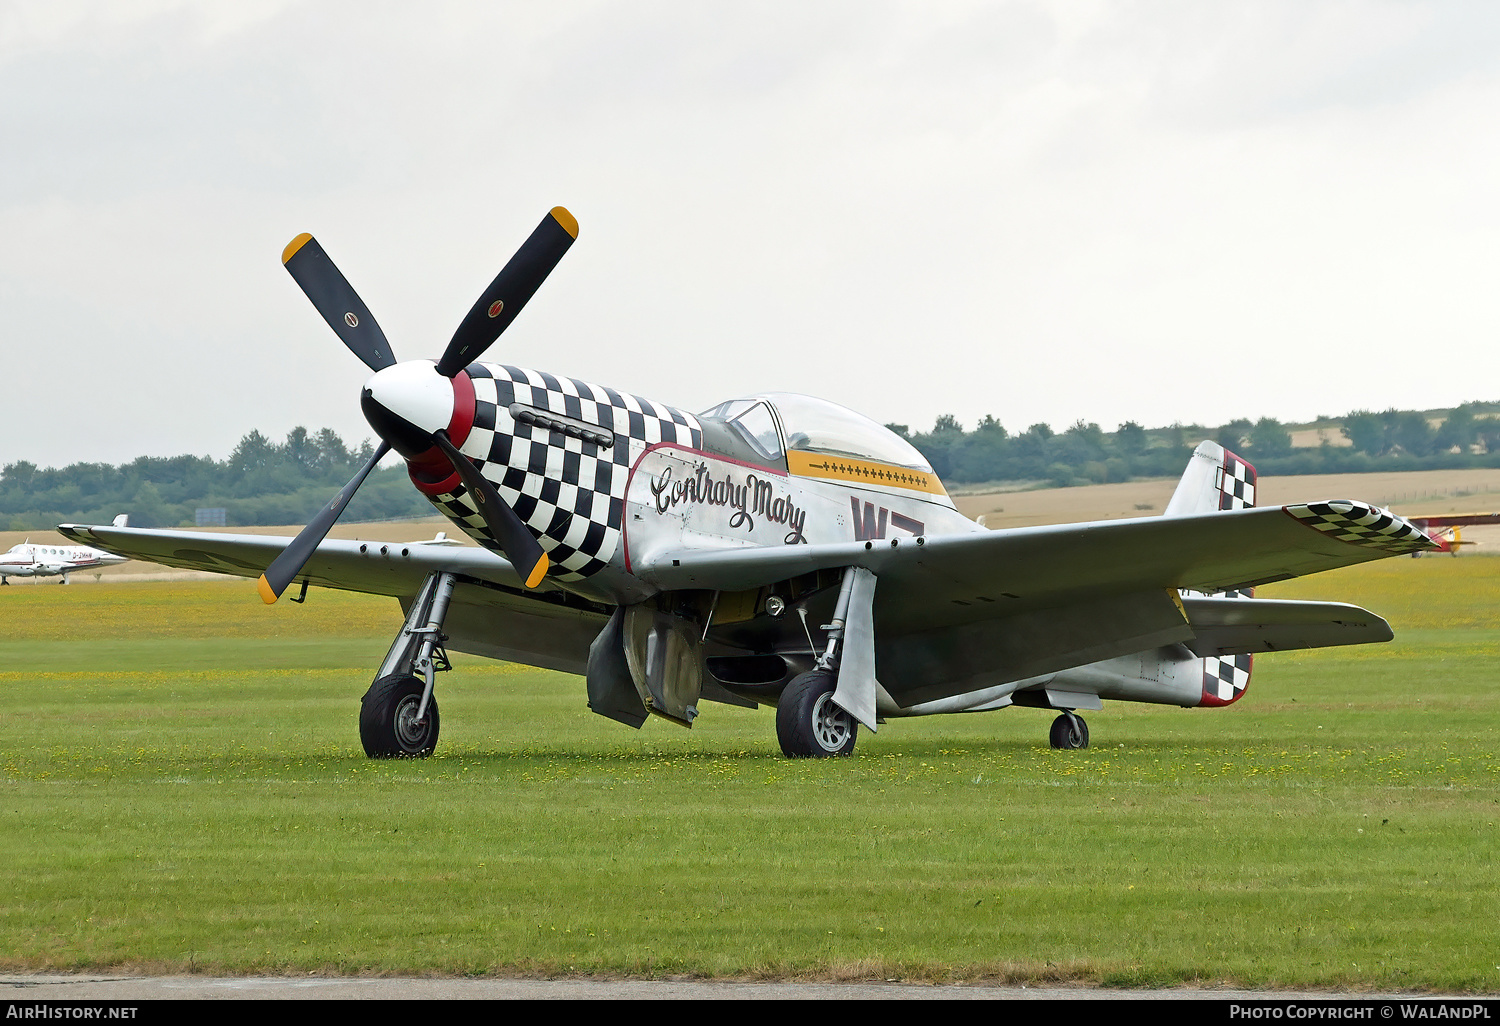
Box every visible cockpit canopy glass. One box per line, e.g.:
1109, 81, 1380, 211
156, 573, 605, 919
702, 393, 932, 472
699, 399, 783, 462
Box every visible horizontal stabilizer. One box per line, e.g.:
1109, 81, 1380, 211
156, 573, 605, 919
1180, 596, 1392, 656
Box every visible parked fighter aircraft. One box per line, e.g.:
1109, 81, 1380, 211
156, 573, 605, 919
3, 516, 131, 584
59, 209, 1436, 758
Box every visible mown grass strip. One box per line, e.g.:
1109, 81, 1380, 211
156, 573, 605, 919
0, 569, 1495, 989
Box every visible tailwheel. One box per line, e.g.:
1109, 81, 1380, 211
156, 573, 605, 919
1049, 711, 1089, 750
776, 670, 857, 758
360, 674, 440, 758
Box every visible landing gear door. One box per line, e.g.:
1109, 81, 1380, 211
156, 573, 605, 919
832, 567, 879, 731
586, 607, 649, 729
621, 605, 704, 727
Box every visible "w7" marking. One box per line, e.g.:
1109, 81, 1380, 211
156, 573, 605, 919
850, 498, 924, 541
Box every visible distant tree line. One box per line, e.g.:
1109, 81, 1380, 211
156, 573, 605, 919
1, 428, 430, 530
892, 401, 1500, 487
9, 402, 1500, 530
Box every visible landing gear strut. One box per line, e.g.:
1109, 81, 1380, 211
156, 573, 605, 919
775, 567, 872, 758
1049, 711, 1089, 750
361, 572, 456, 758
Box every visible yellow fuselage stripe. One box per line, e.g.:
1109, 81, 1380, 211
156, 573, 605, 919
787, 450, 947, 495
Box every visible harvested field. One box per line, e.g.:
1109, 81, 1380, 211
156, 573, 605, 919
11, 466, 1500, 586
954, 467, 1500, 552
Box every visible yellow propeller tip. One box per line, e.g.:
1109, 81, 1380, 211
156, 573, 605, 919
256, 575, 280, 604
549, 207, 578, 239
282, 233, 314, 264
524, 554, 550, 589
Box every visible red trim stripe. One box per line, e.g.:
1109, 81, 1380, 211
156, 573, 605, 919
408, 371, 475, 496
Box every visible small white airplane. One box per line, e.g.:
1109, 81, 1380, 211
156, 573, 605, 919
2, 515, 131, 584
59, 209, 1437, 758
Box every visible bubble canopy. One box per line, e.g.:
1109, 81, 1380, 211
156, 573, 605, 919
701, 392, 934, 472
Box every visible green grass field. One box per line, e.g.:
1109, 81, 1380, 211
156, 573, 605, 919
1, 562, 1496, 991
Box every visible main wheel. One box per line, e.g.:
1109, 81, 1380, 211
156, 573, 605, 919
1048, 711, 1089, 750
776, 670, 857, 757
360, 674, 440, 758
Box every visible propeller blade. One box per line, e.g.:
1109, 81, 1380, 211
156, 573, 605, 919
257, 440, 393, 604
282, 234, 397, 372
434, 207, 578, 378
431, 430, 550, 588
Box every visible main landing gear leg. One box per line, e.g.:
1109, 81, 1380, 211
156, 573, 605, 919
360, 571, 457, 758
777, 567, 863, 758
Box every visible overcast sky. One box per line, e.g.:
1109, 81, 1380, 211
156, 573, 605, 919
4, 0, 1499, 469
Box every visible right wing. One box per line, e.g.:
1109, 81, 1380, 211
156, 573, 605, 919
57, 524, 531, 596
55, 524, 608, 675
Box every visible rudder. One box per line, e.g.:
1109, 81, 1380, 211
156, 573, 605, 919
1168, 440, 1257, 707
1164, 440, 1256, 516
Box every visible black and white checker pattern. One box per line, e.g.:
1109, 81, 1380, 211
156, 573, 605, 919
428, 364, 702, 582
1286, 500, 1434, 555
1202, 652, 1252, 706
1185, 451, 1257, 599
1217, 452, 1256, 510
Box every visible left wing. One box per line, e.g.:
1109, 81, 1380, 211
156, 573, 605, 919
638, 500, 1433, 705
636, 500, 1433, 631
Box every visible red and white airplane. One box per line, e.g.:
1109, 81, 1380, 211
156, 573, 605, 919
60, 209, 1437, 758
1400, 512, 1500, 555
2, 516, 131, 584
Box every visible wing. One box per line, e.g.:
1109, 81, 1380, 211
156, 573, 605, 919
57, 523, 532, 594
55, 524, 605, 674
639, 500, 1433, 705
638, 500, 1432, 620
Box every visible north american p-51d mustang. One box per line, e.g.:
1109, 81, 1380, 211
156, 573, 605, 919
60, 209, 1437, 757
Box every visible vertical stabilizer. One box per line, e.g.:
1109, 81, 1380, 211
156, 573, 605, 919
1167, 441, 1258, 707
1164, 441, 1256, 517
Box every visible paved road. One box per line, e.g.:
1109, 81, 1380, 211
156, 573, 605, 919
0, 974, 1470, 1001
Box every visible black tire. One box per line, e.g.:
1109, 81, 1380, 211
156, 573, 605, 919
1049, 711, 1089, 750
360, 674, 440, 758
776, 670, 857, 757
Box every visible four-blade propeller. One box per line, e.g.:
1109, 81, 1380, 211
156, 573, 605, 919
256, 208, 578, 603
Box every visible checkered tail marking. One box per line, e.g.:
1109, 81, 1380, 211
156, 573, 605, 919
1201, 652, 1252, 707
1217, 450, 1256, 510
427, 365, 702, 582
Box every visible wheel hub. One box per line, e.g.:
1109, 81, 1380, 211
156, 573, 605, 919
811, 693, 854, 752
393, 694, 431, 751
